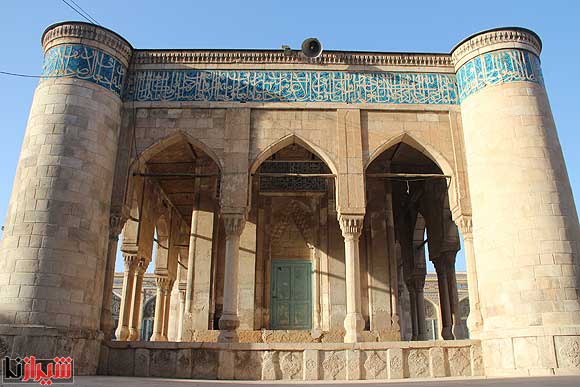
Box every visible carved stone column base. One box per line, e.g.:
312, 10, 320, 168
218, 314, 240, 331
344, 312, 365, 343
218, 329, 239, 343
441, 326, 454, 341
128, 328, 140, 341
115, 326, 130, 341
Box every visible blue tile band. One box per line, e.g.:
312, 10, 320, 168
42, 44, 126, 97
456, 49, 543, 102
124, 69, 459, 105
40, 45, 543, 105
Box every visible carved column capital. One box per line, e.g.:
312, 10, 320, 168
155, 276, 173, 292
122, 254, 138, 272
338, 214, 364, 240
456, 215, 473, 239
136, 259, 148, 275
222, 213, 246, 237
109, 213, 127, 240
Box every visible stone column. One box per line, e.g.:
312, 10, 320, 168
406, 283, 418, 340
457, 216, 483, 334
443, 251, 465, 339
115, 254, 138, 341
310, 244, 322, 331
100, 214, 126, 340
128, 260, 146, 340
0, 22, 132, 374
151, 276, 170, 342
434, 260, 453, 340
453, 28, 580, 374
177, 285, 186, 341
415, 277, 427, 341
162, 279, 174, 340
339, 214, 365, 343
218, 213, 246, 342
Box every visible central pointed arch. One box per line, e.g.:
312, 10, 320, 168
249, 134, 338, 176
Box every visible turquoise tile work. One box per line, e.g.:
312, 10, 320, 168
41, 44, 126, 96
40, 44, 542, 105
125, 69, 458, 105
456, 49, 543, 102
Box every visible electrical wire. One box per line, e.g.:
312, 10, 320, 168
60, 0, 100, 25
68, 0, 101, 25
0, 71, 66, 79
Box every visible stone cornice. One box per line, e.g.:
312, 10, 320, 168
133, 49, 453, 68
41, 21, 133, 65
451, 27, 542, 70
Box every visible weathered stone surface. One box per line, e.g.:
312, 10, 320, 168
346, 350, 362, 380
448, 347, 471, 377
407, 349, 430, 378
321, 350, 346, 380
555, 336, 580, 370
192, 350, 218, 379
363, 350, 387, 379
175, 349, 193, 378
149, 349, 177, 378
261, 351, 278, 380
108, 348, 134, 377
429, 347, 446, 377
470, 344, 484, 376
303, 349, 319, 380
279, 351, 302, 380
133, 348, 150, 377
234, 350, 262, 380
218, 350, 234, 380
387, 348, 404, 379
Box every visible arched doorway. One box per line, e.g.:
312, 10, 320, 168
250, 140, 337, 331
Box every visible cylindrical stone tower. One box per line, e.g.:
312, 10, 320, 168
0, 22, 132, 374
453, 28, 580, 375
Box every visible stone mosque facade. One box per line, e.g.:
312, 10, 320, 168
0, 21, 579, 380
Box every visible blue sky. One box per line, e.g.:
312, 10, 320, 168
0, 0, 578, 274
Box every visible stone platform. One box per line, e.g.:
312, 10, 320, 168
98, 340, 483, 381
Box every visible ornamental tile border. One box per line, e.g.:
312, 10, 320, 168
41, 44, 543, 105
456, 49, 543, 101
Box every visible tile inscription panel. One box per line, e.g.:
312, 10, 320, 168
41, 44, 544, 105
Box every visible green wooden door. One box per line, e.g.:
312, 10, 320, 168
270, 260, 312, 330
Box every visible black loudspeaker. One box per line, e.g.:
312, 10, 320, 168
301, 38, 323, 58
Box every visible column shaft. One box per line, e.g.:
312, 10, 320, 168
340, 215, 365, 343
416, 287, 426, 340
162, 279, 174, 340
218, 214, 246, 342
100, 214, 125, 340
151, 277, 169, 341
458, 217, 483, 334
129, 260, 146, 340
435, 262, 453, 340
115, 254, 137, 341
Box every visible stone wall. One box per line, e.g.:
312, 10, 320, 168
99, 340, 483, 380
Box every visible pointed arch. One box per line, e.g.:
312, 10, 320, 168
365, 133, 454, 177
249, 134, 338, 175
130, 131, 223, 173
366, 133, 458, 208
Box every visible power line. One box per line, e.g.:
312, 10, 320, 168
0, 71, 65, 79
60, 0, 100, 25
68, 0, 101, 25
